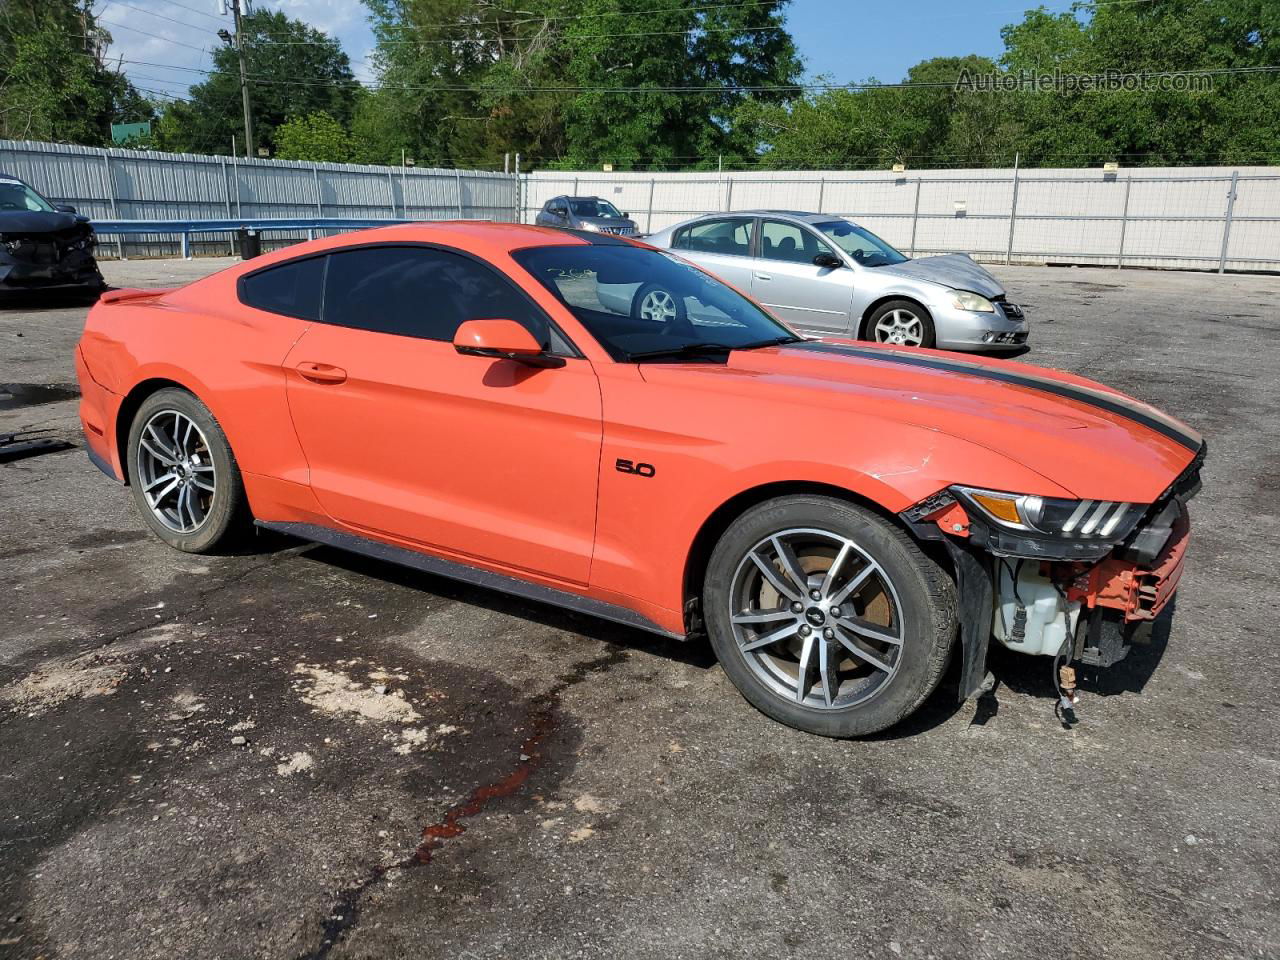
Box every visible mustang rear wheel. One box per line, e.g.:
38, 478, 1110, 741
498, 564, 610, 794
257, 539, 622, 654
704, 495, 956, 737
125, 388, 251, 553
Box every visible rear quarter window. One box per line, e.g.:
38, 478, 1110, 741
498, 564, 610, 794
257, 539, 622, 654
239, 256, 326, 321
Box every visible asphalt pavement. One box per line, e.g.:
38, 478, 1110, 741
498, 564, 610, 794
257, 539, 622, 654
1, 256, 1277, 959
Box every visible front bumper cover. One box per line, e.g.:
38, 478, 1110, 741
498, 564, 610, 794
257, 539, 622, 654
0, 246, 104, 291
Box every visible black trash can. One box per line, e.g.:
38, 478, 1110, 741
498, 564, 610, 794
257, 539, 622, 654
237, 227, 261, 260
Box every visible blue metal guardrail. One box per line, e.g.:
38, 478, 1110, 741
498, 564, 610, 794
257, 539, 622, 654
89, 218, 409, 258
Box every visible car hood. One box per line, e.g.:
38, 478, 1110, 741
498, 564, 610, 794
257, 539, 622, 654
873, 254, 1004, 297
0, 210, 87, 234
641, 339, 1202, 504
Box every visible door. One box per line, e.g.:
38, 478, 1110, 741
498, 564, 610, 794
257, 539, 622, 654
669, 216, 757, 293
751, 219, 856, 334
540, 198, 570, 228
284, 245, 603, 585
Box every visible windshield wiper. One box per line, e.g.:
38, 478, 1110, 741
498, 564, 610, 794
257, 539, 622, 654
627, 342, 738, 362
627, 336, 803, 363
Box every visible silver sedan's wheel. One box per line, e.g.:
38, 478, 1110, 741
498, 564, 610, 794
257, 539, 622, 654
865, 299, 936, 349
638, 289, 678, 323
874, 308, 925, 346
137, 409, 216, 533
729, 527, 904, 709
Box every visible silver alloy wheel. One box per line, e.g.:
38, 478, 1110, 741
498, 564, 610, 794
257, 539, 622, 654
638, 289, 678, 323
874, 309, 924, 346
728, 527, 904, 709
137, 409, 216, 533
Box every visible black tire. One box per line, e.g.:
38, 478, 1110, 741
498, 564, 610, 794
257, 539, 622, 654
630, 282, 688, 327
703, 495, 956, 738
125, 387, 252, 553
864, 299, 936, 349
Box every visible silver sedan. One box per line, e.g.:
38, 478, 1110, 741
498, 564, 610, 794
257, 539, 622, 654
643, 211, 1029, 351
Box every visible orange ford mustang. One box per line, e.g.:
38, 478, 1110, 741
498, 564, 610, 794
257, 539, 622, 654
75, 222, 1204, 737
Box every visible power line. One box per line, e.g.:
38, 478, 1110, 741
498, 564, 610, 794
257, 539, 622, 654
149, 0, 228, 24
95, 18, 212, 54
256, 23, 783, 46
106, 56, 1280, 93
235, 0, 788, 44
99, 0, 209, 30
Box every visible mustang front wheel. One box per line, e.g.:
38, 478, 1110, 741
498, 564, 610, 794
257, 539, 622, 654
704, 495, 956, 737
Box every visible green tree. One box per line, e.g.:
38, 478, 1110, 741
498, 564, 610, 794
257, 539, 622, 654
998, 0, 1278, 166
275, 111, 353, 162
360, 0, 801, 170
734, 55, 1014, 170
157, 9, 357, 156
0, 0, 152, 144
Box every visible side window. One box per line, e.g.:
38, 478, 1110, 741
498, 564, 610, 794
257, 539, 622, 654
761, 220, 832, 264
681, 218, 753, 257
240, 256, 326, 321
322, 246, 549, 346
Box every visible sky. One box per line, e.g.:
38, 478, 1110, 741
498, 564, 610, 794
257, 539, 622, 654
100, 0, 1080, 106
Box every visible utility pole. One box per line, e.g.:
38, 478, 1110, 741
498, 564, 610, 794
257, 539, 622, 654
220, 0, 254, 158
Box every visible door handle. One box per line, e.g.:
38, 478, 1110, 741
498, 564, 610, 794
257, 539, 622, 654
296, 362, 347, 385
754, 273, 772, 281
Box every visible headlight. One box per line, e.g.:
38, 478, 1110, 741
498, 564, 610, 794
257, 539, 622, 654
579, 221, 601, 232
952, 290, 995, 313
952, 485, 1145, 543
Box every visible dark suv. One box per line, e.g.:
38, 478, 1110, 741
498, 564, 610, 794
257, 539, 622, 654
535, 196, 639, 236
0, 174, 104, 295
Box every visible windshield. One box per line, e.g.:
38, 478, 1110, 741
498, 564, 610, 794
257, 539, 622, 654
512, 245, 797, 361
569, 199, 624, 219
0, 180, 55, 213
814, 220, 907, 267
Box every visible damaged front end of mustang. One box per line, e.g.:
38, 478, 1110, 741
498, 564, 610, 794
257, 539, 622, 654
900, 443, 1204, 716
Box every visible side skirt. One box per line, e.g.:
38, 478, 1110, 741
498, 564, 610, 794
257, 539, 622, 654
255, 520, 685, 641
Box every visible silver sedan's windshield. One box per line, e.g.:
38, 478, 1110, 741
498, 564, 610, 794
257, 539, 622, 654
814, 220, 907, 267
512, 245, 799, 362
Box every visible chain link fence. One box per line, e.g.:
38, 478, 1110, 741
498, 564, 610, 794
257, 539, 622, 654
523, 167, 1280, 273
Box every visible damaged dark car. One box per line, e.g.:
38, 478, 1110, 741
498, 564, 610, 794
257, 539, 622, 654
0, 174, 104, 297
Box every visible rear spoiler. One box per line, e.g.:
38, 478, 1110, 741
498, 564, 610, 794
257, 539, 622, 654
98, 287, 178, 305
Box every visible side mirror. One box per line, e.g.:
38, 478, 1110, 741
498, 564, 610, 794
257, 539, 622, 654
55, 204, 77, 214
622, 212, 630, 219
453, 319, 564, 368
813, 252, 843, 269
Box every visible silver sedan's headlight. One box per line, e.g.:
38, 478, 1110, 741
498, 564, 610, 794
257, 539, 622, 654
952, 290, 996, 313
952, 485, 1146, 543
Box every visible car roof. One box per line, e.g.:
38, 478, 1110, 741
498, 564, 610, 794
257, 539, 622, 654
734, 210, 839, 223
232, 220, 644, 272
651, 209, 847, 237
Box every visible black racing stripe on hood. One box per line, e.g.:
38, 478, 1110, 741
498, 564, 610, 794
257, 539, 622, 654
789, 342, 1204, 452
